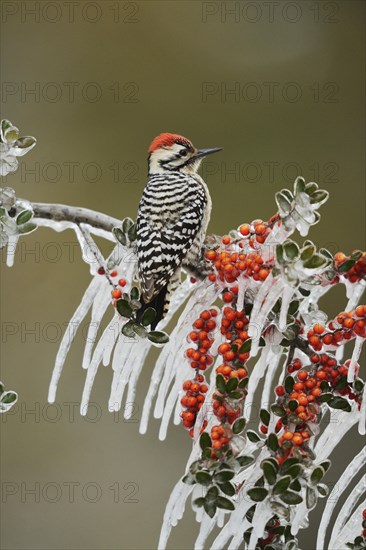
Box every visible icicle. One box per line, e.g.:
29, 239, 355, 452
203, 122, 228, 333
6, 234, 19, 267
158, 481, 195, 550
236, 276, 249, 312
82, 282, 112, 369
329, 474, 366, 548
332, 502, 365, 550
248, 501, 273, 550
249, 278, 283, 357
347, 335, 363, 382
278, 285, 295, 331
316, 448, 365, 549
314, 406, 359, 461
244, 346, 270, 421
194, 514, 216, 550
359, 382, 366, 435
79, 316, 120, 414
260, 348, 283, 413
48, 277, 102, 403
345, 278, 366, 311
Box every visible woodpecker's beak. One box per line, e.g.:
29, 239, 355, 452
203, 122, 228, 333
194, 147, 223, 160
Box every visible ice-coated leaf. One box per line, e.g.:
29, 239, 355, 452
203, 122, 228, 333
309, 190, 329, 205
303, 254, 328, 269
260, 408, 270, 426
306, 485, 318, 509
216, 374, 227, 395
276, 191, 292, 216
216, 496, 235, 510
112, 227, 127, 245
280, 490, 303, 505
16, 209, 33, 225
196, 471, 212, 485
236, 455, 254, 467
262, 460, 277, 485
200, 432, 211, 451
273, 475, 292, 495
266, 433, 279, 452
232, 417, 246, 434
147, 331, 169, 344
141, 307, 156, 327
310, 466, 325, 485
328, 396, 351, 412
247, 430, 261, 443
214, 470, 235, 483
294, 177, 306, 195
116, 299, 133, 318
17, 223, 37, 235
247, 487, 268, 502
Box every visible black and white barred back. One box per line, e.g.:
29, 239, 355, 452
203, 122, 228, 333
136, 172, 209, 327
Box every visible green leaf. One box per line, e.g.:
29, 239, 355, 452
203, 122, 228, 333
127, 223, 137, 242
283, 241, 300, 261
276, 244, 284, 265
236, 455, 254, 467
193, 497, 205, 507
309, 190, 329, 204
319, 460, 331, 473
247, 487, 268, 502
232, 417, 246, 435
266, 433, 279, 452
300, 245, 315, 261
306, 485, 318, 509
206, 486, 219, 500
285, 376, 295, 394
271, 404, 286, 417
112, 227, 127, 245
288, 399, 298, 412
310, 466, 325, 485
317, 393, 333, 403
288, 300, 300, 315
148, 331, 169, 344
122, 217, 134, 233
132, 323, 148, 338
273, 475, 292, 495
141, 307, 157, 327
337, 259, 356, 272
239, 339, 252, 354
116, 299, 133, 318
280, 491, 303, 505
317, 483, 329, 497
216, 374, 227, 395
228, 391, 242, 400
303, 254, 328, 269
276, 192, 292, 216
260, 409, 270, 426
287, 464, 302, 479
200, 432, 211, 451
238, 377, 249, 389
16, 209, 33, 225
130, 286, 140, 301
328, 396, 351, 412
219, 481, 236, 497
247, 431, 261, 443
0, 391, 17, 404
203, 499, 216, 518
216, 496, 235, 511
294, 176, 306, 194
226, 377, 238, 392
290, 479, 302, 492
305, 182, 318, 195
17, 223, 37, 234
262, 460, 277, 485
196, 471, 212, 485
121, 320, 135, 338
182, 474, 195, 485
354, 379, 364, 392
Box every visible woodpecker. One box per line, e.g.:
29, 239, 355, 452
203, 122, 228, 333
136, 133, 222, 329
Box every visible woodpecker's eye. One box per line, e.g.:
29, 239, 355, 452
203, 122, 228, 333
179, 149, 188, 157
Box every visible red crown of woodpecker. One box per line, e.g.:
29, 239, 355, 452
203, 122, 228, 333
148, 133, 193, 153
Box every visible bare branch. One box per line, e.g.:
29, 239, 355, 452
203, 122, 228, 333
31, 201, 121, 232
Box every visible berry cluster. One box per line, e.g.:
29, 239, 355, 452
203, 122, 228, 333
181, 309, 218, 435
185, 309, 217, 371
334, 251, 366, 283
210, 424, 231, 455
205, 249, 271, 284
181, 374, 208, 436
307, 306, 366, 352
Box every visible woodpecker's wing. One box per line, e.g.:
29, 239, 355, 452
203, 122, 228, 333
137, 178, 206, 303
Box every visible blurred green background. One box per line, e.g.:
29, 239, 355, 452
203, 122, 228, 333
1, 1, 365, 549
